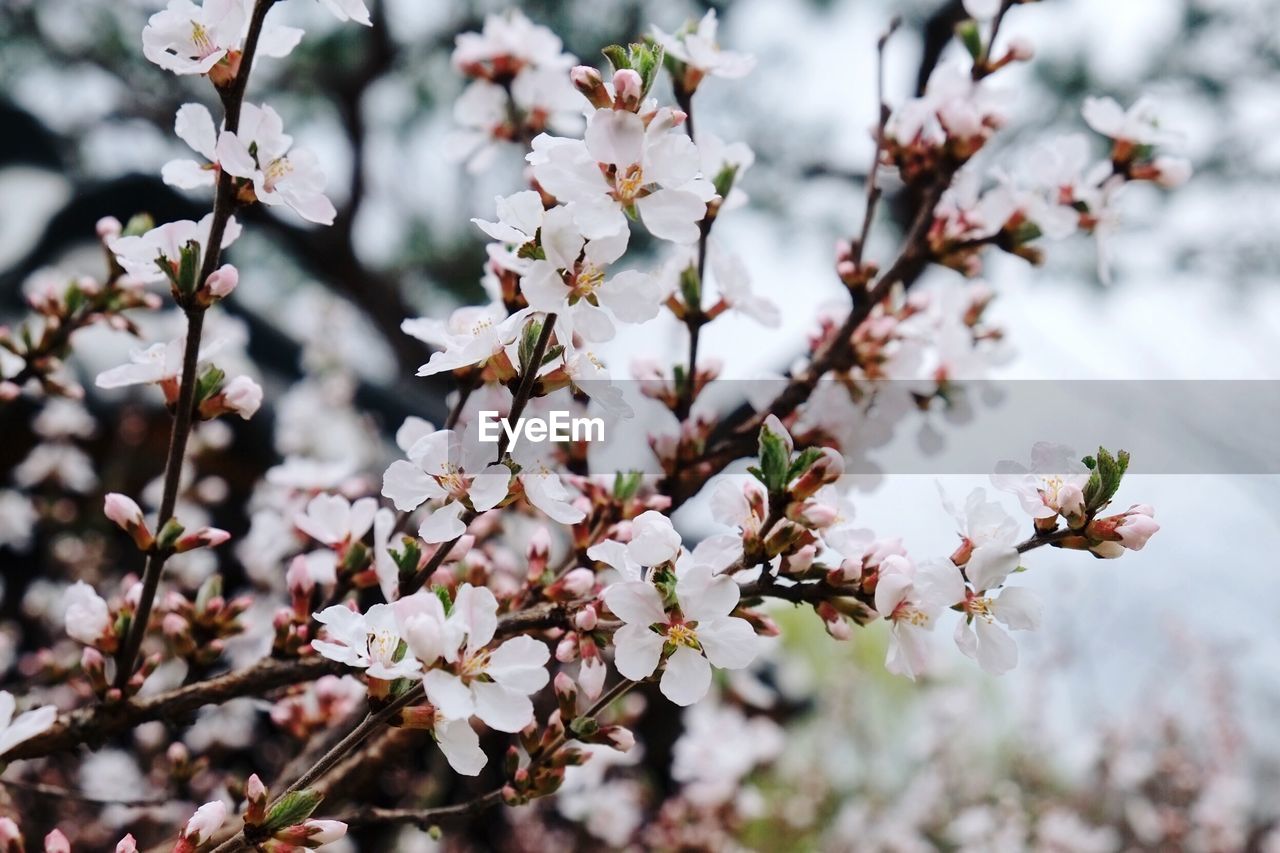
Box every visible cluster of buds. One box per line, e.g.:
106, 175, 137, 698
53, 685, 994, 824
160, 576, 249, 666
575, 41, 665, 115
0, 217, 160, 400
103, 492, 229, 556
238, 782, 347, 850
634, 356, 722, 418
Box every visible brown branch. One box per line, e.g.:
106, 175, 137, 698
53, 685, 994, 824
2, 656, 342, 762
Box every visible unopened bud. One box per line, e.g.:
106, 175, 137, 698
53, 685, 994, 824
115, 834, 139, 853
44, 830, 71, 853
174, 527, 231, 553
573, 606, 598, 631
96, 216, 123, 241
612, 69, 643, 110
104, 493, 153, 551
571, 65, 611, 109
244, 773, 268, 826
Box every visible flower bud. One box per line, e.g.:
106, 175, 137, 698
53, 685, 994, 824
558, 568, 596, 597
44, 830, 71, 853
571, 65, 612, 109
178, 801, 226, 850
204, 263, 239, 300
97, 216, 123, 241
601, 724, 635, 752
221, 376, 263, 420
555, 633, 579, 663
573, 606, 598, 631
104, 493, 153, 550
1007, 37, 1035, 61
612, 69, 643, 110
244, 773, 268, 827
115, 834, 139, 853
1153, 156, 1192, 189
174, 527, 231, 553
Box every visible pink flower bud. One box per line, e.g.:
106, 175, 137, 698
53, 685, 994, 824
96, 216, 123, 240
205, 264, 239, 299
104, 492, 145, 529
555, 633, 579, 663
244, 773, 268, 826
0, 382, 19, 402
560, 568, 596, 597
571, 65, 612, 109
0, 819, 21, 851
175, 527, 231, 553
162, 612, 190, 640
302, 820, 347, 845
287, 555, 314, 597
604, 725, 635, 752
115, 834, 139, 853
554, 671, 577, 701
1115, 505, 1159, 550
222, 375, 263, 420
574, 606, 598, 631
612, 69, 643, 108
44, 830, 71, 853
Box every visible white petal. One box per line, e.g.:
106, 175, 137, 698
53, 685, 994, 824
992, 586, 1043, 631
417, 500, 467, 544
598, 269, 661, 323
175, 103, 218, 160
472, 681, 534, 732
603, 581, 666, 626
645, 132, 700, 188
435, 718, 487, 776
975, 618, 1018, 675
485, 635, 550, 693
162, 159, 214, 189
966, 544, 1019, 591
423, 670, 475, 720
696, 616, 758, 670
659, 646, 712, 705
612, 622, 663, 681
467, 464, 511, 512
381, 459, 441, 512
585, 109, 645, 167
636, 189, 706, 243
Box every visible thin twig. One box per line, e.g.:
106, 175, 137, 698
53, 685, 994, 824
852, 17, 901, 269
113, 0, 279, 690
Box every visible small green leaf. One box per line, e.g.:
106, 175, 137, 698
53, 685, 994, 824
956, 19, 983, 60
601, 44, 631, 72
123, 213, 155, 238
262, 789, 323, 833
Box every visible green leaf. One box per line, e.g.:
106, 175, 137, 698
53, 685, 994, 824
757, 428, 791, 494
956, 19, 983, 60
123, 213, 154, 238
432, 584, 453, 615
518, 318, 544, 373
262, 789, 323, 833
601, 44, 631, 72
787, 447, 824, 482
613, 471, 643, 501
712, 164, 740, 201
195, 365, 226, 406
177, 239, 201, 295
679, 264, 701, 309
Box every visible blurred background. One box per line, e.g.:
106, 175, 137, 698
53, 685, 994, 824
2, 0, 1279, 849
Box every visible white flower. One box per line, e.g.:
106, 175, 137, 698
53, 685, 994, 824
180, 800, 227, 846
294, 493, 377, 548
521, 206, 660, 343
0, 690, 57, 757
381, 426, 510, 543
312, 603, 422, 681
991, 442, 1090, 521
604, 562, 758, 705
448, 81, 512, 174
64, 581, 111, 647
142, 0, 245, 76
108, 213, 242, 284
216, 103, 336, 225
316, 0, 371, 26
529, 107, 714, 243
94, 335, 229, 390
939, 486, 1021, 591
403, 302, 525, 378
452, 10, 572, 76
143, 0, 301, 77
954, 585, 1043, 675
887, 63, 1006, 149
874, 555, 966, 680
698, 132, 754, 212
162, 103, 220, 189
511, 441, 587, 525
651, 10, 756, 81
708, 243, 780, 327
587, 510, 681, 583
472, 190, 548, 250
221, 375, 262, 419
557, 346, 633, 419
400, 585, 550, 741
1082, 96, 1179, 146
372, 508, 399, 603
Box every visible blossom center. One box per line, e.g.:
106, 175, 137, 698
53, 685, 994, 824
263, 157, 293, 191
367, 629, 399, 665
892, 602, 930, 627
190, 21, 215, 56
614, 164, 645, 203
666, 622, 699, 647
436, 464, 468, 499
567, 261, 605, 304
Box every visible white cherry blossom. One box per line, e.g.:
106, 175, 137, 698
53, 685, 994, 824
95, 335, 229, 390
521, 206, 660, 342
162, 103, 220, 189
142, 0, 246, 76
939, 485, 1021, 591
216, 103, 336, 225
64, 581, 111, 647
604, 562, 758, 705
1083, 96, 1179, 146
954, 585, 1043, 675
381, 426, 510, 543
651, 10, 756, 81
294, 493, 377, 548
316, 0, 371, 26
403, 302, 526, 378
108, 213, 242, 284
529, 107, 714, 243
312, 603, 421, 681
991, 442, 1090, 521
511, 441, 587, 525
398, 585, 550, 748
874, 555, 966, 680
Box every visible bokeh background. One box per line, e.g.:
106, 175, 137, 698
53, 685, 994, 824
3, 0, 1280, 848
